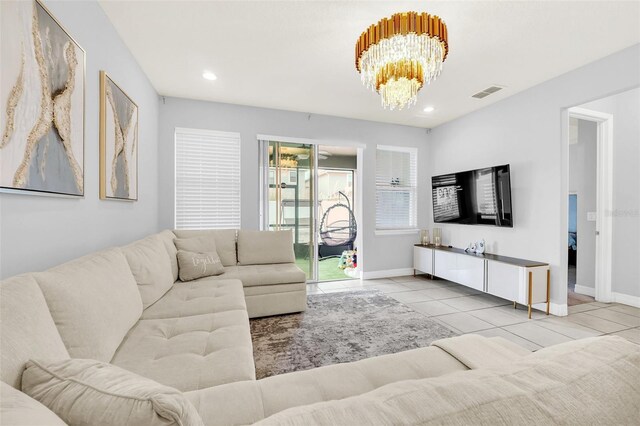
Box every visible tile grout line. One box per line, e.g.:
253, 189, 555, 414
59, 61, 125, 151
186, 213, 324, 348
577, 308, 640, 328
309, 280, 639, 347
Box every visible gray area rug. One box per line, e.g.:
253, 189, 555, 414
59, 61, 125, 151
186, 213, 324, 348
250, 289, 458, 379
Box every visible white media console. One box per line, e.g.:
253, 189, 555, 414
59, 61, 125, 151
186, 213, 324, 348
414, 244, 550, 319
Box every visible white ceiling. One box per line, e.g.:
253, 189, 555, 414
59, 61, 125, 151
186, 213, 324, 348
99, 1, 640, 128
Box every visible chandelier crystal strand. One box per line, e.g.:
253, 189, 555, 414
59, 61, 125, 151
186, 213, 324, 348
355, 12, 449, 110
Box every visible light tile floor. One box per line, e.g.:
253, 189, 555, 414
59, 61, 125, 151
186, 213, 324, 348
308, 275, 640, 351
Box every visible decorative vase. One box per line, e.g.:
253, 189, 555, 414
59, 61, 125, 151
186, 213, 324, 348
421, 229, 430, 245
433, 228, 442, 247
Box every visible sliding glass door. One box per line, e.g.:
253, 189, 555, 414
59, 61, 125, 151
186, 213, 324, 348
260, 140, 360, 282
317, 168, 356, 281
262, 141, 316, 280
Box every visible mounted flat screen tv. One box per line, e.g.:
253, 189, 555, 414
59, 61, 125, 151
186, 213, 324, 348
432, 164, 513, 227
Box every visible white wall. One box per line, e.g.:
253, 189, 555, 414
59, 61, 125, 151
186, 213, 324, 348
0, 0, 160, 279
569, 120, 597, 291
579, 88, 640, 298
0, 3, 635, 293
427, 44, 640, 310
158, 99, 429, 274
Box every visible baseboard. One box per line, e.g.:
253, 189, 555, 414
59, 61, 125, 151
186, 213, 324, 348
571, 288, 640, 308
612, 292, 640, 308
362, 268, 415, 280
574, 285, 595, 297
532, 302, 568, 317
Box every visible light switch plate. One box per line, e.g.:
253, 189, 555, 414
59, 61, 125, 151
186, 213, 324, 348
587, 212, 597, 221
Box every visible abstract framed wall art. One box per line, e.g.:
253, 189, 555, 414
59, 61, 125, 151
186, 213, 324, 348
99, 71, 138, 201
0, 0, 85, 196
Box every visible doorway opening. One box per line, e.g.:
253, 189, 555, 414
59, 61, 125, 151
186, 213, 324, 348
565, 107, 613, 306
567, 121, 596, 306
259, 138, 361, 283
316, 146, 358, 281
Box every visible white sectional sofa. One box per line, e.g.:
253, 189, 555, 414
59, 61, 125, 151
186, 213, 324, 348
1, 229, 638, 425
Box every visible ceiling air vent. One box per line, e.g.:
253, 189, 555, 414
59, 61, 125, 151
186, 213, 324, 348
472, 85, 504, 99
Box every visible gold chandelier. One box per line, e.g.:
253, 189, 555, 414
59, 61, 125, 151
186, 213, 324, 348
355, 12, 449, 110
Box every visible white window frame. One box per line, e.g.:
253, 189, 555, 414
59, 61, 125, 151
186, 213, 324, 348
375, 145, 418, 235
174, 127, 241, 229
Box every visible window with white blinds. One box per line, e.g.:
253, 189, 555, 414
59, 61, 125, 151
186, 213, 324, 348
175, 128, 241, 229
376, 145, 417, 230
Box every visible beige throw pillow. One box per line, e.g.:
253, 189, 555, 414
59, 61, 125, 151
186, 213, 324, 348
22, 359, 204, 426
174, 236, 217, 253
237, 230, 295, 265
177, 250, 225, 281
173, 230, 238, 266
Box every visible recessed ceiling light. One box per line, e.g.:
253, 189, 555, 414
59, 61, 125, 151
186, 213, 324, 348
423, 106, 435, 113
202, 71, 217, 81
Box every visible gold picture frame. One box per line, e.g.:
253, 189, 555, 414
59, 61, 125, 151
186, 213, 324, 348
99, 71, 138, 201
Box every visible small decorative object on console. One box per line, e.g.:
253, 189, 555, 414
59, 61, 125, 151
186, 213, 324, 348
421, 229, 430, 245
475, 239, 486, 254
464, 242, 476, 253
433, 228, 442, 247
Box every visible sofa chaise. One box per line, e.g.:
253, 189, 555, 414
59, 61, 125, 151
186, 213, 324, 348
172, 229, 307, 318
1, 228, 638, 425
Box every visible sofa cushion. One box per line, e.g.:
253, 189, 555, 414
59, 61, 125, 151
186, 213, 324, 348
22, 359, 203, 426
158, 230, 179, 282
187, 344, 470, 426
177, 250, 225, 282
1, 381, 66, 426
34, 248, 143, 362
237, 230, 295, 265
173, 229, 237, 266
122, 234, 175, 309
236, 263, 306, 287
142, 279, 246, 320
254, 336, 639, 426
432, 334, 531, 369
0, 275, 70, 390
243, 285, 308, 319
111, 310, 255, 391
201, 264, 305, 287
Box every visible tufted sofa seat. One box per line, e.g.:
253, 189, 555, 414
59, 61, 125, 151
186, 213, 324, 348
208, 264, 306, 287
111, 308, 255, 391
141, 278, 248, 320
203, 264, 307, 319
